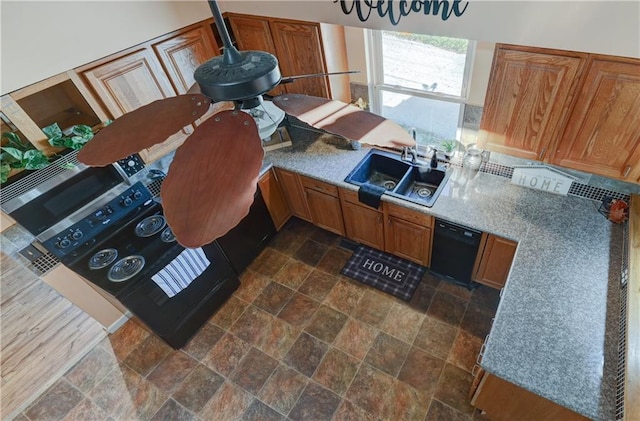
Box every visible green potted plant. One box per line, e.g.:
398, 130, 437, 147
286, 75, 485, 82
1, 132, 50, 183
42, 122, 94, 150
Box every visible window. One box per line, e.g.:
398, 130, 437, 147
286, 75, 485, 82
367, 30, 475, 150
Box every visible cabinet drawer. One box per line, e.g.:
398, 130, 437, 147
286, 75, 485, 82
339, 188, 361, 205
385, 202, 433, 227
300, 175, 338, 197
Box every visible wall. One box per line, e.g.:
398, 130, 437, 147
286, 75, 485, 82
1, 0, 211, 94
220, 1, 639, 58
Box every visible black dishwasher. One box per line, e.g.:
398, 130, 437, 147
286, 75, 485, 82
430, 219, 482, 288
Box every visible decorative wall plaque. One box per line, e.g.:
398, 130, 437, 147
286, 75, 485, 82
511, 166, 575, 196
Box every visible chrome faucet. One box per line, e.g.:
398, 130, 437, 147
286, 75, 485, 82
401, 128, 419, 164
401, 146, 419, 164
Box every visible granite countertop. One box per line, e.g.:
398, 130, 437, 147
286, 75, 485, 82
263, 124, 622, 421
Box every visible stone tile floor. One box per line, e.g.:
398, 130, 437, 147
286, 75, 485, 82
18, 218, 499, 421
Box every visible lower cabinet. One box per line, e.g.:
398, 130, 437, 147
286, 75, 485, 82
384, 202, 432, 267
473, 233, 518, 289
300, 175, 345, 236
471, 371, 589, 421
274, 168, 312, 221
258, 168, 292, 230
340, 189, 385, 249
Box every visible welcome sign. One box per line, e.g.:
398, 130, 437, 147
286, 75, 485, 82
334, 0, 469, 24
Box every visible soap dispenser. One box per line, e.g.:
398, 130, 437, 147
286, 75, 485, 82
430, 149, 439, 169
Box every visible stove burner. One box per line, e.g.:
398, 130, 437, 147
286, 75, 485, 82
108, 255, 145, 282
416, 187, 433, 198
88, 248, 118, 270
135, 215, 166, 237
160, 226, 176, 243
383, 180, 396, 190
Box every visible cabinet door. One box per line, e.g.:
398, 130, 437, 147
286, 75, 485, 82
305, 188, 345, 235
270, 20, 329, 98
479, 45, 585, 161
473, 234, 517, 289
274, 168, 311, 221
153, 25, 220, 95
342, 200, 384, 250
385, 216, 431, 266
80, 49, 189, 163
258, 168, 292, 230
227, 15, 286, 96
553, 58, 640, 180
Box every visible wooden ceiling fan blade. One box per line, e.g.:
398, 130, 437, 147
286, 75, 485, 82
187, 83, 201, 95
272, 94, 415, 148
160, 110, 264, 248
78, 94, 211, 166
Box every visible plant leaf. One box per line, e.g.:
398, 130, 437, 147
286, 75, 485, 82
1, 146, 24, 161
23, 149, 50, 170
1, 163, 11, 183
71, 125, 94, 140
1, 132, 27, 149
42, 123, 63, 141
68, 135, 89, 150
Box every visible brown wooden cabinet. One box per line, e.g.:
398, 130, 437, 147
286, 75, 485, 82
480, 44, 640, 183
300, 175, 345, 235
79, 48, 189, 163
471, 371, 589, 421
274, 167, 311, 221
258, 168, 291, 230
552, 57, 640, 180
77, 21, 220, 163
152, 24, 220, 95
473, 233, 518, 289
383, 202, 433, 266
340, 189, 385, 250
478, 44, 586, 161
226, 13, 349, 101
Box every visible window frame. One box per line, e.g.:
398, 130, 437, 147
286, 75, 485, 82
366, 29, 476, 141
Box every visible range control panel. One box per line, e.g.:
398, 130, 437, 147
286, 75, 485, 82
115, 154, 146, 177
42, 182, 153, 259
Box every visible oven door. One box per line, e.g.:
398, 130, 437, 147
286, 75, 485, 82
118, 242, 238, 346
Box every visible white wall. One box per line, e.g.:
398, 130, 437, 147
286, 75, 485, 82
468, 42, 495, 106
1, 1, 212, 94
221, 1, 640, 58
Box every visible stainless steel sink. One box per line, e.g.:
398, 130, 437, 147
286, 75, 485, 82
344, 149, 450, 207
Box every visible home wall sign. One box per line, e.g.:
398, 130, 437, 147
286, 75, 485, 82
334, 0, 469, 25
511, 166, 575, 196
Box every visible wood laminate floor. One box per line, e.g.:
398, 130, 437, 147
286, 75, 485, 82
0, 252, 106, 420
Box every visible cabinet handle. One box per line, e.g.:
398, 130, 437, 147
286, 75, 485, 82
623, 165, 632, 178
538, 147, 546, 160
377, 215, 381, 224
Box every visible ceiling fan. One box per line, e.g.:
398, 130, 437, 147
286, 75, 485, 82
78, 0, 415, 248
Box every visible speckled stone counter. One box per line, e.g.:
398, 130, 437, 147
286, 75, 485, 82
263, 125, 622, 420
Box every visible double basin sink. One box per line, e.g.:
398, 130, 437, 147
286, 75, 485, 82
344, 149, 451, 207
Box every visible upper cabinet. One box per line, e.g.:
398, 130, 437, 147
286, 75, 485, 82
226, 13, 350, 102
480, 44, 640, 182
478, 45, 586, 161
152, 25, 220, 95
77, 21, 220, 163
553, 57, 640, 180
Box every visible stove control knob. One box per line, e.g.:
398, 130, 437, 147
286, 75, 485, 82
58, 238, 71, 249
132, 190, 143, 201
121, 197, 133, 207
127, 160, 136, 167
71, 230, 83, 240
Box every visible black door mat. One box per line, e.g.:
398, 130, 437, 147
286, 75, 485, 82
341, 245, 426, 301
